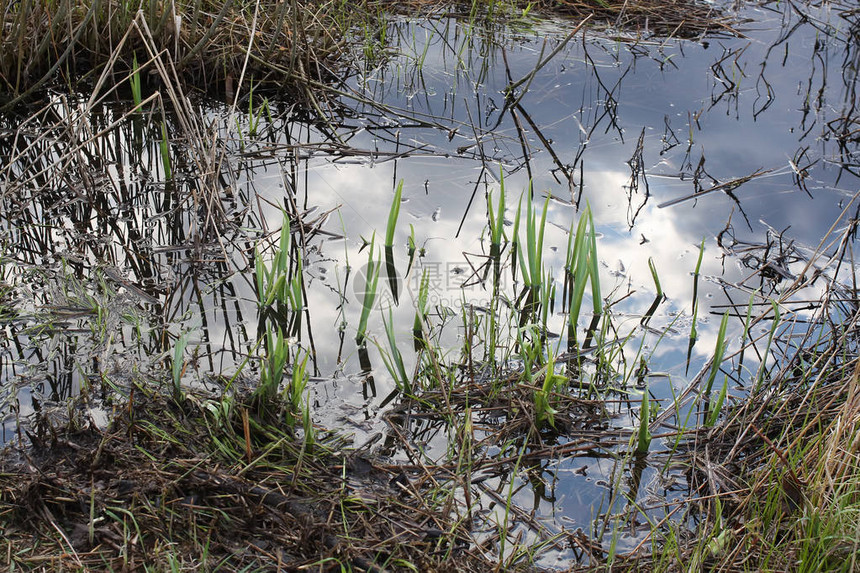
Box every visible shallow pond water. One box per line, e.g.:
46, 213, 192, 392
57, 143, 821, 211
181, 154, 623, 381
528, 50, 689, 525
1, 0, 858, 566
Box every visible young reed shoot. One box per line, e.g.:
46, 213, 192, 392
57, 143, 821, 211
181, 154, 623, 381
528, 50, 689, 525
487, 171, 508, 290
539, 269, 555, 332
246, 81, 271, 137
535, 353, 565, 429
487, 168, 507, 250
171, 332, 189, 402
257, 326, 290, 406
516, 188, 549, 289
356, 233, 380, 346
636, 385, 652, 454
587, 207, 602, 316
380, 307, 411, 394
286, 350, 310, 430
510, 191, 522, 284
704, 310, 730, 397
406, 224, 417, 276
130, 53, 142, 110
690, 238, 706, 341
705, 375, 728, 427
385, 180, 404, 249
159, 121, 172, 179
413, 269, 430, 345
255, 213, 303, 314
302, 392, 315, 450
566, 207, 593, 343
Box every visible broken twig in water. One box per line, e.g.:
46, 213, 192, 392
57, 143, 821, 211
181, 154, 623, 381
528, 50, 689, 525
657, 167, 773, 208
504, 15, 592, 105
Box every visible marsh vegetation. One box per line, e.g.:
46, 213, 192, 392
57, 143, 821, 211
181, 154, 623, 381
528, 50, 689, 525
1, 0, 860, 571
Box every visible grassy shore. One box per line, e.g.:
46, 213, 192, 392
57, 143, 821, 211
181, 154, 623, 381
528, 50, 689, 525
0, 0, 731, 111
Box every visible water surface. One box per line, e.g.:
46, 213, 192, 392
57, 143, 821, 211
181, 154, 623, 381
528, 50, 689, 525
1, 0, 858, 565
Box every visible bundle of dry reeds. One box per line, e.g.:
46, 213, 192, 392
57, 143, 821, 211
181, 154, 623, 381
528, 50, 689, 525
0, 0, 355, 109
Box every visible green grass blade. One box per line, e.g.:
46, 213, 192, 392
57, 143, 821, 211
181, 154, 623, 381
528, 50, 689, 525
636, 386, 652, 454
172, 332, 189, 402
754, 299, 781, 392
511, 193, 523, 283
385, 180, 403, 248
383, 307, 411, 394
587, 206, 602, 315
704, 310, 730, 396
648, 257, 662, 299
356, 233, 380, 345
159, 121, 172, 180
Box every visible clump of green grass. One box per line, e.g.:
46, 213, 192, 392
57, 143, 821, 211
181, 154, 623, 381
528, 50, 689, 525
634, 210, 860, 572
564, 203, 601, 347
252, 212, 310, 425
516, 187, 548, 291
255, 211, 304, 337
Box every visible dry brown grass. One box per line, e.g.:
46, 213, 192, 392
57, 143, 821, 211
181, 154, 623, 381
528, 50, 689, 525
0, 0, 734, 111
0, 386, 516, 572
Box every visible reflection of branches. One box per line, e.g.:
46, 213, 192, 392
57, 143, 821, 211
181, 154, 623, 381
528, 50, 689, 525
660, 114, 682, 155
754, 1, 859, 184
625, 128, 650, 229
514, 102, 575, 197
0, 88, 283, 406
830, 12, 860, 182
789, 146, 817, 197
709, 43, 748, 116
581, 36, 629, 142
716, 215, 802, 295
659, 160, 765, 231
